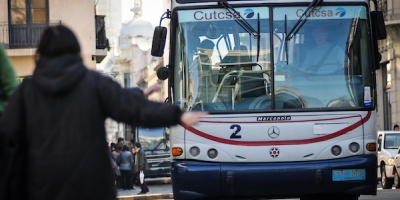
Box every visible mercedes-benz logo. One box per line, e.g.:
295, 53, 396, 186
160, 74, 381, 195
268, 126, 280, 139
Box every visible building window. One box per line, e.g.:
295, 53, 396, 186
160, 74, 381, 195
124, 73, 131, 88
8, 0, 49, 48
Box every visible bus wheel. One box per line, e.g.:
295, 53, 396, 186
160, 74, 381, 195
381, 165, 394, 189
394, 169, 400, 189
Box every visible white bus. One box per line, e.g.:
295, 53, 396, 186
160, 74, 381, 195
151, 0, 386, 199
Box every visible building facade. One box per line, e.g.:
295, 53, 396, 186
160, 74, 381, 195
0, 0, 107, 78
376, 0, 400, 130
95, 0, 169, 144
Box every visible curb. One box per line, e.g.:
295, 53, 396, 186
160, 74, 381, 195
118, 193, 173, 200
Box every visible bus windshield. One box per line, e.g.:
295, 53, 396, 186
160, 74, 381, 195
172, 5, 374, 112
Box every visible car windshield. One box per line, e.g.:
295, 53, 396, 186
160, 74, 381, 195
173, 5, 373, 112
384, 133, 400, 149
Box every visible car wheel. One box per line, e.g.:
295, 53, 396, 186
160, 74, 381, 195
394, 169, 400, 189
381, 165, 394, 189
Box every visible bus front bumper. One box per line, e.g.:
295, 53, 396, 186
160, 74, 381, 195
171, 154, 377, 200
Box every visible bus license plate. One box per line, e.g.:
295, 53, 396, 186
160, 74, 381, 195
332, 169, 366, 181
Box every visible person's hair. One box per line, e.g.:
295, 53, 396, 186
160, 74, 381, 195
117, 137, 124, 143
115, 144, 123, 150
110, 142, 116, 148
134, 142, 141, 148
394, 124, 399, 130
36, 25, 81, 59
122, 145, 130, 151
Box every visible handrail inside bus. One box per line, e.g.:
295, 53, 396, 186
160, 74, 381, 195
212, 69, 270, 103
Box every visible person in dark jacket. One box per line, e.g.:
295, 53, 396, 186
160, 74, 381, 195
133, 142, 149, 194
0, 25, 207, 200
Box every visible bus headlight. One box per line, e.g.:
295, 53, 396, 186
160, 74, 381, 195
207, 148, 218, 159
331, 145, 342, 156
189, 146, 200, 157
349, 142, 360, 153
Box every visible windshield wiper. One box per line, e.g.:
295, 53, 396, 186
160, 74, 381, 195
218, 1, 261, 61
285, 0, 323, 41
218, 1, 259, 38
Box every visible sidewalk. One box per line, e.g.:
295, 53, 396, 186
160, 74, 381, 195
117, 178, 173, 200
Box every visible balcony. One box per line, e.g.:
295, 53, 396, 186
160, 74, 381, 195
96, 15, 109, 50
0, 21, 61, 49
95, 15, 109, 63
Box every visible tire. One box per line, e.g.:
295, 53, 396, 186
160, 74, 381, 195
394, 169, 400, 189
381, 165, 394, 189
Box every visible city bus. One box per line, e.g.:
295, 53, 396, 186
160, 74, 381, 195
151, 0, 387, 199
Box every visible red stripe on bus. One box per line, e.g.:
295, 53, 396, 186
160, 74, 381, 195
181, 111, 371, 146
199, 114, 359, 124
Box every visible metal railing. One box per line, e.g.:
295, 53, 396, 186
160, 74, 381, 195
1, 18, 108, 50
0, 21, 61, 49
96, 15, 109, 50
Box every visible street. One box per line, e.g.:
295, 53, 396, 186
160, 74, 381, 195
119, 178, 400, 200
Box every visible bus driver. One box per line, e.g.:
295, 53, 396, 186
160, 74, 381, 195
301, 26, 345, 75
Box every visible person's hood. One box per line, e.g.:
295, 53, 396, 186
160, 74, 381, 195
32, 54, 87, 95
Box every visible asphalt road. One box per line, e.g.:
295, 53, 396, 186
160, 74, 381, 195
118, 178, 400, 200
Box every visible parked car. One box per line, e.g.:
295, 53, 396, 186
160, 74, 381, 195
394, 147, 400, 189
377, 131, 400, 189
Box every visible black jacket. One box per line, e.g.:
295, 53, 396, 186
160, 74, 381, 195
134, 148, 148, 173
0, 55, 182, 200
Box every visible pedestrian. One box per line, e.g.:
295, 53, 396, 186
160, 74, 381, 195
117, 137, 125, 146
393, 124, 399, 131
112, 144, 123, 189
130, 144, 137, 188
0, 25, 207, 200
0, 43, 19, 200
110, 142, 116, 152
133, 142, 150, 194
108, 147, 119, 190
117, 145, 134, 190
0, 43, 19, 117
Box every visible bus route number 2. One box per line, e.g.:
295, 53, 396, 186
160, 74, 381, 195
230, 124, 242, 139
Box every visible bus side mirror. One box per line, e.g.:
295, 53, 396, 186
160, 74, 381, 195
371, 11, 387, 40
157, 66, 170, 80
151, 26, 168, 57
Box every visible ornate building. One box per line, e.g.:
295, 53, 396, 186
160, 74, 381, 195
95, 0, 167, 143
0, 0, 105, 76
376, 0, 400, 130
